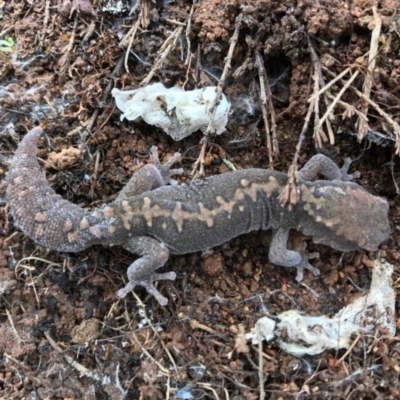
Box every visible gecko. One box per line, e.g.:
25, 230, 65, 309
6, 126, 390, 305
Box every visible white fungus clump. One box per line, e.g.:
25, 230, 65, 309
246, 260, 396, 356
112, 83, 231, 140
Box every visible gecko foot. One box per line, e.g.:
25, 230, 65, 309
150, 146, 184, 185
117, 271, 177, 306
294, 244, 320, 282
340, 158, 361, 181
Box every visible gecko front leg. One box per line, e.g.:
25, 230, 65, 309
298, 154, 360, 182
268, 227, 320, 281
116, 147, 184, 201
117, 236, 176, 306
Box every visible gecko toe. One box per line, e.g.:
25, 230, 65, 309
340, 157, 360, 181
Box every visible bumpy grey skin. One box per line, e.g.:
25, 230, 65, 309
7, 127, 390, 305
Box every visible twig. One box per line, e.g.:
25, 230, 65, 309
355, 87, 400, 153
279, 37, 321, 208
44, 330, 105, 381
255, 50, 278, 166
69, 54, 124, 141
6, 309, 20, 341
119, 16, 141, 47
256, 323, 266, 400
191, 25, 240, 176
140, 26, 184, 86
39, 0, 51, 47
130, 291, 178, 374
308, 37, 331, 146
318, 69, 360, 129
58, 17, 78, 86
338, 333, 362, 363
307, 67, 352, 103
322, 66, 400, 153
357, 6, 381, 140
184, 4, 195, 66
121, 18, 141, 73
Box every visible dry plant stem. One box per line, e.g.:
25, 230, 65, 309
390, 155, 399, 194
74, 54, 124, 141
140, 26, 184, 86
307, 50, 369, 103
278, 84, 315, 208
82, 20, 96, 42
190, 135, 208, 176
122, 18, 141, 73
6, 309, 20, 341
184, 4, 195, 66
44, 330, 105, 381
318, 69, 360, 128
129, 331, 171, 376
311, 71, 323, 147
355, 88, 400, 152
257, 324, 266, 400
323, 66, 400, 153
139, 0, 152, 27
39, 0, 51, 46
279, 38, 323, 207
307, 67, 351, 102
308, 37, 332, 145
131, 292, 178, 374
58, 17, 78, 85
358, 6, 381, 140
197, 382, 226, 400
325, 91, 368, 121
191, 26, 240, 177
119, 14, 141, 47
338, 333, 362, 363
255, 50, 278, 166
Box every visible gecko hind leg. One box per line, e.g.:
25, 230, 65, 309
269, 227, 320, 282
117, 236, 176, 306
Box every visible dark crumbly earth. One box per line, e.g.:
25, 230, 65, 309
1, 0, 400, 399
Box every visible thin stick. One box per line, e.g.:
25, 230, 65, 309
58, 17, 78, 86
123, 18, 141, 73
323, 65, 400, 153
318, 69, 360, 128
44, 331, 105, 380
308, 37, 330, 145
184, 4, 195, 66
256, 323, 266, 400
307, 67, 352, 103
140, 26, 184, 86
357, 6, 381, 140
191, 26, 240, 176
255, 50, 278, 166
70, 54, 124, 141
279, 37, 320, 208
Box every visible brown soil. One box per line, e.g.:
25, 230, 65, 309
1, 0, 400, 399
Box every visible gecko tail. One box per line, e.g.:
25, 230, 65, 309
6, 126, 107, 252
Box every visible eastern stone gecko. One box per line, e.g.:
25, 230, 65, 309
6, 126, 390, 305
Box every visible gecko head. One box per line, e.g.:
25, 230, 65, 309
299, 182, 390, 252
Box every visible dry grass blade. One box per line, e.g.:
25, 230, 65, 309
307, 37, 333, 146
58, 17, 78, 85
279, 37, 323, 207
318, 69, 360, 130
191, 25, 239, 177
322, 65, 400, 153
255, 50, 278, 166
357, 6, 381, 141
44, 331, 104, 380
140, 26, 184, 86
184, 4, 195, 66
